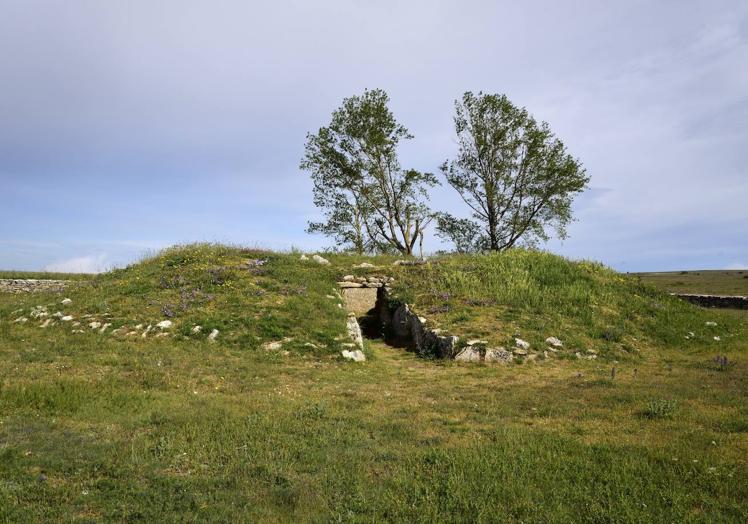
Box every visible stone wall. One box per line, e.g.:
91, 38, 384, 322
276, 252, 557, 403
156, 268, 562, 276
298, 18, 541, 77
0, 279, 70, 293
673, 293, 748, 309
374, 287, 459, 358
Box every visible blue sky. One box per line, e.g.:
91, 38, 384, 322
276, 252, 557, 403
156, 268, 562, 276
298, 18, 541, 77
1, 0, 746, 273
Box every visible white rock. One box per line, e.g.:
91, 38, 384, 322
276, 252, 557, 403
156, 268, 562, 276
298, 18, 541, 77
713, 336, 721, 341
485, 347, 513, 363
341, 349, 366, 362
156, 332, 169, 338
99, 323, 111, 333
53, 312, 64, 318
142, 325, 153, 338
455, 347, 482, 362
312, 254, 330, 265
300, 254, 309, 261
61, 316, 74, 322
545, 336, 563, 348
263, 340, 284, 350
466, 339, 487, 346
191, 325, 202, 334
342, 275, 355, 281
705, 321, 717, 327
30, 306, 48, 319
40, 319, 52, 328
338, 281, 364, 288
14, 317, 28, 323
156, 320, 173, 329
72, 321, 80, 327
346, 313, 364, 350
513, 348, 528, 356
89, 322, 101, 329
515, 338, 531, 350
61, 298, 72, 305
208, 329, 219, 342
354, 262, 375, 268
135, 324, 143, 330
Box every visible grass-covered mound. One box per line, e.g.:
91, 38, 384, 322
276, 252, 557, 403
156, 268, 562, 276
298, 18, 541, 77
1, 245, 746, 521
1, 244, 358, 356
391, 250, 743, 359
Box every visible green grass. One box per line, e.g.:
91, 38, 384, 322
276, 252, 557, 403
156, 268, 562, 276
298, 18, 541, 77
635, 270, 748, 296
1, 245, 746, 522
390, 250, 742, 360
0, 270, 92, 280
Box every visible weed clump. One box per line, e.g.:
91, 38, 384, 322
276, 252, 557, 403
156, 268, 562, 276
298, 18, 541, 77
643, 399, 678, 419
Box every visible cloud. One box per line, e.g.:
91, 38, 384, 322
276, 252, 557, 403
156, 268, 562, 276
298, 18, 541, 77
44, 254, 110, 274
724, 263, 747, 270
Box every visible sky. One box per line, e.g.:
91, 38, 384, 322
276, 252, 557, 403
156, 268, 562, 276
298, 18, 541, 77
1, 0, 746, 273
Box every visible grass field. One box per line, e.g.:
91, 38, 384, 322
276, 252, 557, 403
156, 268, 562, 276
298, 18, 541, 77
1, 246, 746, 522
0, 270, 93, 281
635, 270, 748, 296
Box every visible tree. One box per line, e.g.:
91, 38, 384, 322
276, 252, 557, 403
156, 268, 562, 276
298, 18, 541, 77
301, 89, 437, 255
437, 92, 589, 252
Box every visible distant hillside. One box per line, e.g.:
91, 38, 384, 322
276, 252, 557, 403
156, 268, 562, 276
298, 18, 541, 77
636, 270, 748, 296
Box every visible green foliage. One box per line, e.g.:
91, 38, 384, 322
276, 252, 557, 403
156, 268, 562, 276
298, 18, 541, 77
438, 92, 589, 251
301, 89, 438, 255
391, 249, 743, 355
643, 398, 679, 419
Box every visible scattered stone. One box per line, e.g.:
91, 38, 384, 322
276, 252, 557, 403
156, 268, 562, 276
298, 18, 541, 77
392, 259, 426, 266
99, 323, 111, 334
155, 332, 169, 338
354, 262, 375, 268
713, 336, 721, 341
346, 313, 364, 349
341, 349, 366, 362
325, 295, 336, 299
208, 329, 219, 342
89, 321, 101, 329
576, 352, 598, 360
61, 298, 72, 305
303, 342, 319, 349
135, 324, 143, 330
466, 339, 488, 346
455, 346, 482, 362
586, 349, 598, 355
61, 316, 73, 322
72, 329, 85, 334
72, 321, 80, 327
300, 254, 309, 261
13, 317, 28, 323
342, 275, 355, 281
312, 254, 330, 265
142, 325, 153, 338
30, 306, 48, 319
126, 331, 138, 337
515, 338, 531, 350
526, 354, 538, 362
52, 311, 64, 318
39, 319, 53, 328
485, 347, 513, 363
513, 348, 528, 356
705, 321, 717, 327
263, 340, 284, 350
545, 336, 563, 348
338, 281, 364, 288
191, 325, 202, 334
156, 320, 173, 329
